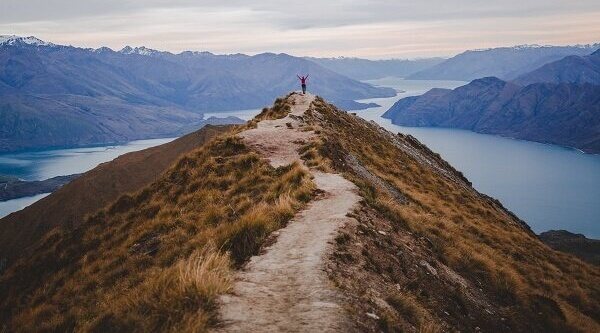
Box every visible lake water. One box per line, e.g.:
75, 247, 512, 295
193, 81, 600, 237
2, 80, 599, 238
0, 138, 175, 218
357, 77, 600, 238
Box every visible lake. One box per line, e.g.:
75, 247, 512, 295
2, 80, 599, 238
357, 77, 600, 238
0, 138, 175, 218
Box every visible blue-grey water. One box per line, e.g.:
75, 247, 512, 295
0, 138, 175, 218
187, 81, 600, 237
1, 80, 599, 238
357, 77, 600, 238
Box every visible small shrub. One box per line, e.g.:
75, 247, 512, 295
218, 206, 271, 265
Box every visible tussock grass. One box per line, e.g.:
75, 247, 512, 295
299, 137, 334, 172
87, 245, 232, 332
251, 95, 294, 123
387, 292, 437, 328
306, 97, 600, 331
0, 132, 315, 332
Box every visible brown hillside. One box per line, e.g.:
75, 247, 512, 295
303, 97, 600, 332
0, 95, 598, 332
0, 125, 230, 264
0, 98, 315, 332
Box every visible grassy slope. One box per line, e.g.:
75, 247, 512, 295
1, 95, 598, 332
0, 100, 315, 331
0, 125, 231, 264
304, 97, 600, 332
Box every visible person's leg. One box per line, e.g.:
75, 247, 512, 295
302, 84, 306, 94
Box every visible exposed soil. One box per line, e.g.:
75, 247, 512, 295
216, 93, 360, 332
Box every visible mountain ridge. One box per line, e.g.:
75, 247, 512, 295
0, 124, 232, 263
408, 44, 600, 81
306, 56, 446, 80
0, 36, 394, 153
0, 94, 598, 332
514, 48, 600, 85
383, 77, 600, 153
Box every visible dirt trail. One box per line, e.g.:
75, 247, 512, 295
216, 93, 360, 332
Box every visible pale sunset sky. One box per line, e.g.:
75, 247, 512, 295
1, 0, 599, 58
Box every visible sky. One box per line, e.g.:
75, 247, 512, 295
1, 0, 599, 59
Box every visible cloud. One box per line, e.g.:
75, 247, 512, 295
1, 0, 599, 58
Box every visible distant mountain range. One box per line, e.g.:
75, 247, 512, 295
306, 57, 445, 80
384, 50, 600, 153
408, 44, 600, 81
0, 36, 395, 153
514, 49, 600, 86
2, 95, 598, 332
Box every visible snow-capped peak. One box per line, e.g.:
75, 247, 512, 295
119, 46, 161, 56
0, 35, 54, 47
93, 46, 114, 53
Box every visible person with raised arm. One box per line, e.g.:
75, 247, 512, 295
297, 74, 309, 94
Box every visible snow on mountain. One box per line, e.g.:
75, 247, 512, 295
0, 35, 54, 46
93, 46, 114, 53
409, 43, 600, 81
119, 46, 165, 56
469, 44, 598, 52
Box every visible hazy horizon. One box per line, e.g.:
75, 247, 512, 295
2, 33, 599, 61
2, 0, 599, 59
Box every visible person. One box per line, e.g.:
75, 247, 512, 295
297, 74, 309, 94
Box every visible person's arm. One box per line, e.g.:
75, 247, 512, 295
297, 75, 301, 80
305, 74, 309, 79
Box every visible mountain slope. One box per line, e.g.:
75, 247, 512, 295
0, 174, 79, 201
0, 94, 207, 152
514, 49, 600, 85
307, 98, 599, 331
0, 95, 598, 332
0, 36, 395, 110
0, 36, 394, 152
218, 93, 359, 331
383, 77, 600, 153
408, 44, 600, 81
539, 230, 600, 265
306, 57, 445, 80
0, 125, 231, 264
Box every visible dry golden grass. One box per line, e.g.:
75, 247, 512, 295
86, 245, 232, 333
387, 292, 437, 328
0, 133, 315, 332
3, 94, 599, 332
306, 97, 600, 331
246, 93, 296, 126
299, 137, 334, 172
